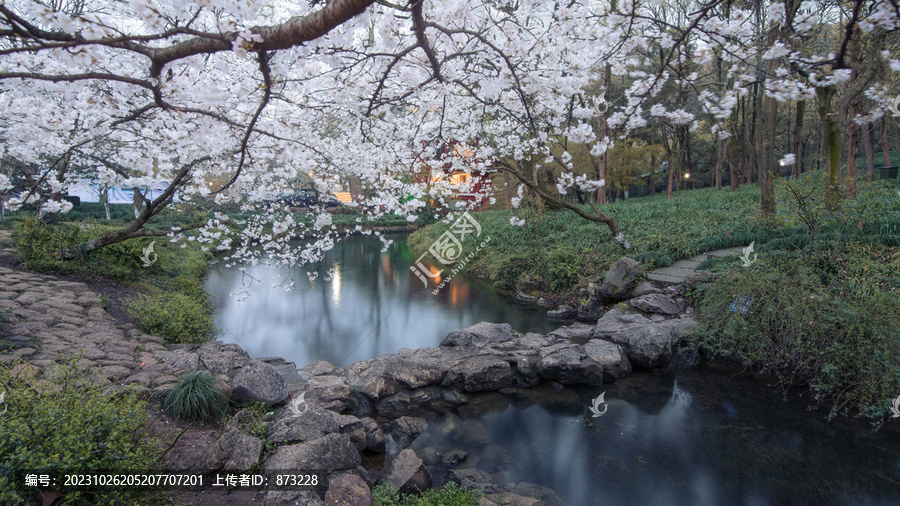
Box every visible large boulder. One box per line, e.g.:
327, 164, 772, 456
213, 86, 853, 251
324, 474, 371, 506
359, 417, 386, 453
547, 305, 576, 320
583, 339, 632, 380
263, 433, 360, 473
232, 361, 287, 405
627, 293, 684, 315
604, 317, 699, 369
440, 322, 516, 348
380, 449, 432, 495
599, 257, 645, 300
548, 322, 594, 340
537, 343, 604, 385
387, 416, 428, 448
444, 355, 516, 392
593, 309, 652, 337
267, 409, 340, 445
261, 491, 324, 506
446, 468, 501, 494
198, 429, 262, 470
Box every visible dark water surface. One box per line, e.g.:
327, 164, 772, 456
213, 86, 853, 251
206, 233, 900, 505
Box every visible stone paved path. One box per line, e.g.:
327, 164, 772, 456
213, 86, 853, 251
647, 246, 748, 284
0, 229, 185, 394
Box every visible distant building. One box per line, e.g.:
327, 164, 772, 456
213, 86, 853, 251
66, 180, 176, 203
412, 139, 498, 210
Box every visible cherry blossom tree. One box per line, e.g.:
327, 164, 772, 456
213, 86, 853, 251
0, 0, 898, 270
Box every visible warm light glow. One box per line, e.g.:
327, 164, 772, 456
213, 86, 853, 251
331, 264, 341, 305
333, 192, 352, 203
450, 172, 471, 185
428, 265, 442, 284
684, 173, 691, 179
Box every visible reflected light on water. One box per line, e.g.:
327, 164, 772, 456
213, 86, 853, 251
331, 263, 341, 306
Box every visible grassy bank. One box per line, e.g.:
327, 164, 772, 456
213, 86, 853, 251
10, 215, 218, 344
410, 173, 900, 419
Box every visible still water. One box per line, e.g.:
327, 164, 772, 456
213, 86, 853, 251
205, 233, 558, 368
206, 233, 900, 505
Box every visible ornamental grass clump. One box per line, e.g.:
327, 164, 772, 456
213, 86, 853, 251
164, 371, 230, 424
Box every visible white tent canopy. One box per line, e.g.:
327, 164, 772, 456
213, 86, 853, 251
67, 181, 176, 204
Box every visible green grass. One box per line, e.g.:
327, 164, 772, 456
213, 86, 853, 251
410, 175, 900, 300
372, 481, 483, 506
162, 371, 231, 424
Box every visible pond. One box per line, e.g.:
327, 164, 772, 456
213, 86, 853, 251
206, 233, 900, 505
205, 233, 558, 368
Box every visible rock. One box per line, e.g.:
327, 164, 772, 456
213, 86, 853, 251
346, 355, 445, 401
582, 339, 630, 380
198, 429, 263, 470
547, 305, 576, 320
359, 417, 386, 453
459, 420, 492, 445
683, 270, 716, 286
444, 355, 515, 392
446, 467, 500, 494
515, 292, 538, 304
599, 257, 645, 300
302, 359, 338, 376
267, 409, 339, 444
387, 416, 428, 448
548, 322, 594, 340
324, 474, 371, 506
517, 275, 539, 292
159, 349, 200, 372
334, 414, 367, 453
440, 322, 515, 348
576, 302, 601, 323
593, 309, 652, 337
607, 318, 699, 369
627, 293, 684, 315
535, 297, 554, 308
666, 341, 701, 371
263, 433, 360, 473
375, 391, 419, 418
442, 449, 468, 467
381, 449, 432, 495
261, 491, 325, 506
232, 361, 287, 405
627, 280, 662, 298
537, 343, 603, 385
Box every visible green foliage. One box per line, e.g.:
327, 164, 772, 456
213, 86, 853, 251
12, 218, 212, 282
163, 371, 230, 424
0, 358, 159, 505
371, 481, 483, 506
546, 246, 584, 293
123, 290, 218, 344
690, 247, 900, 421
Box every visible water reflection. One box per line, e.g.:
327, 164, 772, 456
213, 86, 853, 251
205, 233, 557, 367
408, 373, 900, 505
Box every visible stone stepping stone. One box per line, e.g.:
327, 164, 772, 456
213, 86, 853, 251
647, 272, 683, 284
671, 259, 700, 269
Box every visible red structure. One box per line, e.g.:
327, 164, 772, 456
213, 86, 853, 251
411, 139, 498, 210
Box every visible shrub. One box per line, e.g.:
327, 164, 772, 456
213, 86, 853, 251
372, 481, 483, 506
163, 371, 230, 424
0, 359, 159, 504
690, 248, 900, 420
123, 290, 218, 344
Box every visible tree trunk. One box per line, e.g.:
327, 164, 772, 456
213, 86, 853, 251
715, 138, 723, 189
882, 117, 892, 166
100, 185, 111, 220
793, 99, 805, 176
846, 97, 860, 197
760, 61, 777, 218
649, 153, 656, 195
132, 187, 143, 219
818, 86, 841, 210
863, 121, 875, 181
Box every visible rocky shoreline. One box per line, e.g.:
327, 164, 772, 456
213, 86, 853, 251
0, 250, 703, 505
